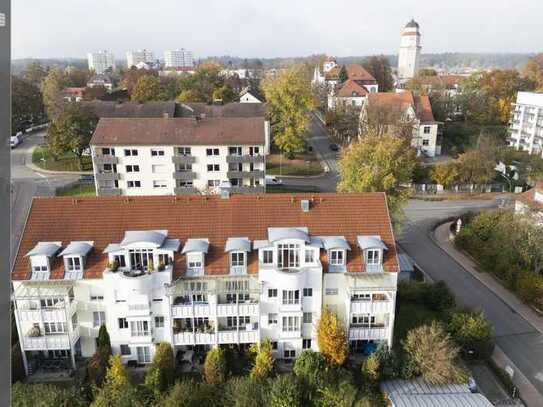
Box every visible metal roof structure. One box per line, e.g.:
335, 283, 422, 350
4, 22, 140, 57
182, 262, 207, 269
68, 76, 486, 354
161, 239, 182, 252
347, 272, 398, 290
120, 230, 168, 247
182, 238, 210, 254
25, 242, 62, 257
398, 253, 415, 273
225, 237, 251, 253
268, 227, 310, 243
357, 235, 388, 250
14, 280, 75, 299
320, 236, 351, 251
58, 241, 94, 257
381, 378, 493, 407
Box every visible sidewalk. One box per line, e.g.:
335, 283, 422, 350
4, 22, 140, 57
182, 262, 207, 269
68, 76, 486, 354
433, 221, 543, 407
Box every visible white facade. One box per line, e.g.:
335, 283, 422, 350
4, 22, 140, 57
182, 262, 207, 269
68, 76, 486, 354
508, 92, 543, 158
397, 20, 421, 83
87, 50, 116, 75
14, 222, 398, 376
91, 144, 269, 196
239, 90, 262, 103
164, 49, 194, 68
126, 49, 155, 68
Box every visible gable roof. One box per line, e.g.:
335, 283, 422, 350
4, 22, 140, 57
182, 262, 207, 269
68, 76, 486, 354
90, 117, 265, 146
175, 102, 267, 118
367, 91, 436, 123
337, 79, 369, 98
12, 193, 399, 281
82, 101, 176, 118
416, 74, 466, 89
325, 64, 377, 83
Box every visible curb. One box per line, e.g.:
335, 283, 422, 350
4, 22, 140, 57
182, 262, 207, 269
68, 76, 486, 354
26, 145, 93, 176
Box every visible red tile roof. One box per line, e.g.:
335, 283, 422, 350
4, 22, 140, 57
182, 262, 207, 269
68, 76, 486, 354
90, 117, 265, 146
337, 80, 369, 98
367, 91, 436, 123
416, 74, 466, 89
520, 181, 543, 205
12, 193, 399, 281
325, 64, 377, 83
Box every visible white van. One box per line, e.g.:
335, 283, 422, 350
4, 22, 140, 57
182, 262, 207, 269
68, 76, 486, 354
10, 132, 22, 148
265, 175, 282, 186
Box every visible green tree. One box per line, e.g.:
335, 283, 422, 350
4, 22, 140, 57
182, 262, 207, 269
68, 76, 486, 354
293, 350, 327, 387
12, 76, 45, 134
360, 353, 381, 391
64, 66, 91, 87
317, 379, 359, 407
225, 376, 267, 407
403, 321, 468, 385
448, 311, 494, 359
47, 103, 98, 167
97, 324, 111, 353
176, 63, 225, 103
523, 54, 543, 92
144, 342, 176, 396
203, 347, 228, 385
456, 149, 496, 185
249, 339, 274, 380
131, 75, 163, 102
338, 133, 417, 214
91, 355, 143, 407
431, 162, 459, 187
212, 84, 237, 103
338, 65, 348, 83
87, 347, 110, 388
262, 66, 316, 157
316, 308, 348, 367
362, 55, 394, 92
83, 85, 107, 101
161, 380, 221, 407
268, 374, 302, 407
42, 67, 65, 119
121, 66, 158, 94
12, 382, 86, 407
22, 61, 47, 87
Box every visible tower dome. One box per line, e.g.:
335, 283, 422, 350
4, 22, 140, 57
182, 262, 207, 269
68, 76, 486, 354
405, 19, 419, 29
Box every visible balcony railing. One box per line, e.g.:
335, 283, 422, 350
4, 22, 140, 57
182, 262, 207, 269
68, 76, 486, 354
97, 187, 122, 196
363, 264, 384, 273
172, 155, 196, 165
227, 170, 265, 179
348, 326, 388, 341
94, 155, 119, 165
230, 186, 265, 194
95, 172, 121, 181
226, 155, 265, 164
174, 186, 199, 194
173, 171, 197, 180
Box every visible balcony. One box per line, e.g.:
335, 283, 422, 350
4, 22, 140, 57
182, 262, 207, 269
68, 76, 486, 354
129, 330, 153, 344
279, 329, 302, 339
17, 300, 77, 322
226, 155, 265, 164
363, 264, 384, 273
216, 302, 259, 317
229, 266, 247, 275
217, 327, 258, 344
97, 187, 122, 196
173, 332, 216, 346
95, 172, 121, 181
127, 302, 150, 317
350, 300, 392, 314
174, 187, 199, 194
22, 326, 80, 351
94, 155, 119, 165
230, 186, 265, 194
171, 303, 212, 318
348, 326, 388, 341
227, 170, 265, 179
172, 155, 196, 165
173, 171, 197, 180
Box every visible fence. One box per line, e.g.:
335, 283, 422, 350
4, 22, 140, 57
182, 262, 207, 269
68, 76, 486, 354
412, 183, 506, 195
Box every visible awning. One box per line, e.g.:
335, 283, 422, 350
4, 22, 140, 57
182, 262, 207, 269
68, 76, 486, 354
14, 280, 75, 299
320, 236, 351, 251
58, 241, 93, 257
161, 239, 181, 252
25, 242, 62, 257
225, 237, 251, 253
120, 230, 168, 247
182, 239, 209, 254
103, 243, 122, 254
253, 240, 271, 249
268, 227, 310, 243
357, 235, 388, 250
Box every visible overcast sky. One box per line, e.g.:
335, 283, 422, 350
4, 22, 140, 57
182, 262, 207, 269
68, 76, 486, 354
12, 0, 543, 60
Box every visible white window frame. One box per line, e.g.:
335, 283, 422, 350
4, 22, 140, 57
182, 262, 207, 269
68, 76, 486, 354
423, 126, 431, 134
303, 287, 313, 297
130, 320, 150, 336
262, 249, 273, 264
268, 288, 277, 298
268, 313, 278, 325
177, 147, 191, 156
65, 256, 82, 271
329, 249, 345, 266
302, 339, 312, 349
303, 312, 312, 324
304, 249, 315, 264
93, 311, 106, 327
230, 251, 246, 267
136, 346, 151, 363
120, 344, 131, 355
154, 316, 165, 328
277, 243, 300, 269
153, 180, 168, 189
151, 149, 165, 156
366, 249, 380, 265
282, 316, 300, 332
282, 290, 300, 305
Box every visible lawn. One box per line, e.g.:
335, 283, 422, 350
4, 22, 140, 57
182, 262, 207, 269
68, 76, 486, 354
32, 146, 93, 172
56, 183, 96, 197
266, 148, 323, 176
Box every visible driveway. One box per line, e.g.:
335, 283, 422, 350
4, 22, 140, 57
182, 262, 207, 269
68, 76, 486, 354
10, 132, 79, 266
399, 199, 543, 403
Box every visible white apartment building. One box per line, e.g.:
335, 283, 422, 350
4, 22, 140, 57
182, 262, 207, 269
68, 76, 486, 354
12, 193, 399, 376
126, 49, 155, 69
87, 50, 116, 75
90, 117, 270, 196
359, 91, 442, 157
397, 19, 421, 84
164, 49, 194, 68
508, 92, 543, 158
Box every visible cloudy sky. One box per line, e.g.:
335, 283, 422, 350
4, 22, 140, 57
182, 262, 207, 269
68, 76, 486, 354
12, 0, 542, 59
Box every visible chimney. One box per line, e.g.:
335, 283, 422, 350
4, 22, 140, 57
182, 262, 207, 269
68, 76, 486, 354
301, 199, 310, 212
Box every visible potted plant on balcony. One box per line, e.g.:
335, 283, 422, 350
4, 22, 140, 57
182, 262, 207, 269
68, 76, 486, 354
147, 259, 154, 273
27, 325, 41, 337
107, 260, 119, 272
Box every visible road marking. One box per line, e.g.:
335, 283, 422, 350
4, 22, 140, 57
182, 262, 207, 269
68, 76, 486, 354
36, 172, 47, 179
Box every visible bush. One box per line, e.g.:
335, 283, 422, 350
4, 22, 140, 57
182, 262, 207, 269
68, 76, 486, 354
203, 347, 228, 384
161, 380, 221, 407
249, 339, 274, 380
268, 374, 302, 407
12, 382, 86, 407
424, 281, 456, 312
225, 376, 267, 407
91, 355, 143, 407
144, 342, 176, 396
317, 308, 348, 367
448, 310, 495, 359
293, 350, 327, 386
517, 272, 543, 309
360, 353, 380, 390
317, 379, 359, 407
403, 321, 468, 385
87, 347, 110, 387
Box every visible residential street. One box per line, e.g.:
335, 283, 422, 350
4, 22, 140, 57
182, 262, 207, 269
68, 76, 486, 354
10, 132, 78, 266
400, 199, 543, 404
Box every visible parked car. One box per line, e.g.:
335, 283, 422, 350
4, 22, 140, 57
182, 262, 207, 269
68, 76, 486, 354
10, 133, 22, 148
265, 175, 283, 186
329, 143, 339, 152
79, 175, 95, 184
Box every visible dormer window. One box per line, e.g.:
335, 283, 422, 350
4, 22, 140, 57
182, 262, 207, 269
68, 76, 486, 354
366, 249, 380, 265
66, 257, 82, 271
262, 249, 273, 265
187, 253, 203, 276
329, 250, 345, 266
231, 252, 245, 267
357, 235, 387, 272
278, 244, 300, 269
25, 241, 62, 280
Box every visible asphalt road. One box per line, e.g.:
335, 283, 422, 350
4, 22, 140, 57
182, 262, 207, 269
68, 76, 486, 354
400, 199, 543, 398
278, 114, 339, 192
10, 132, 78, 266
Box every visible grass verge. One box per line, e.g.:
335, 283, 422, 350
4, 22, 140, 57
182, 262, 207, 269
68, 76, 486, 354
32, 146, 92, 172
56, 183, 96, 197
